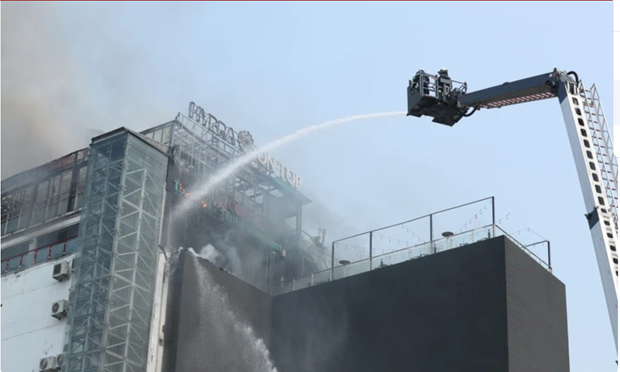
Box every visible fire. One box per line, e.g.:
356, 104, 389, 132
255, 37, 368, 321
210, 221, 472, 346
177, 182, 207, 208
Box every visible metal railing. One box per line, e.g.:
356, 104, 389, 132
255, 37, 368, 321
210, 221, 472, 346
1, 236, 78, 275
297, 230, 331, 270
271, 197, 552, 296
495, 225, 551, 270
271, 224, 551, 296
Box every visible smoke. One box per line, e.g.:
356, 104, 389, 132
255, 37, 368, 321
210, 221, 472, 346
302, 199, 357, 242
1, 3, 178, 180
208, 231, 248, 281
183, 226, 271, 291
190, 243, 245, 281
192, 244, 221, 262
300, 193, 362, 264
1, 3, 90, 178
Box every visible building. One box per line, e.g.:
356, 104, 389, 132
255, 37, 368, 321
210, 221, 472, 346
164, 202, 569, 372
1, 102, 570, 372
1, 102, 329, 372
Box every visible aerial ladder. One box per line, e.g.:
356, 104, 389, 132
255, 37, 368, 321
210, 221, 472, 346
407, 68, 619, 350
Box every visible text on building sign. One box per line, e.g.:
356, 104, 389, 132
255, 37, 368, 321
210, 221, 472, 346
257, 153, 302, 189
188, 102, 302, 189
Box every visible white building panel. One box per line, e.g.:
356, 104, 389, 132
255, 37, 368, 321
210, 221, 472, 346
1, 256, 75, 372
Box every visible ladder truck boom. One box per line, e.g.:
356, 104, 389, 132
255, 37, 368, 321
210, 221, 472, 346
407, 68, 619, 349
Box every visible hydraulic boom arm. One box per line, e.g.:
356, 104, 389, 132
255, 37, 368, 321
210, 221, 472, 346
407, 68, 619, 349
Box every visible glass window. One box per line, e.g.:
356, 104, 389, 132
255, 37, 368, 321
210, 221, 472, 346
152, 128, 163, 143
18, 187, 33, 230
162, 126, 172, 144
35, 169, 74, 222
76, 166, 88, 210
77, 149, 86, 162
45, 174, 62, 220
1, 198, 10, 234
65, 238, 78, 254
58, 170, 73, 214
50, 242, 65, 260
32, 179, 50, 225
110, 139, 126, 162
25, 224, 81, 265
36, 224, 79, 247
6, 256, 21, 273
1, 187, 34, 235
21, 250, 35, 269
1, 240, 32, 260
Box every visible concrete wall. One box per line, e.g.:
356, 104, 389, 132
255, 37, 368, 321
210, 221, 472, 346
1, 256, 74, 372
505, 241, 570, 372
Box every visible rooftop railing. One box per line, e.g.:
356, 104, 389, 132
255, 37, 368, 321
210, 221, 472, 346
271, 197, 551, 296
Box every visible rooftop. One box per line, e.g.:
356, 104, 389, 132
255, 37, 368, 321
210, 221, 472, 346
271, 197, 551, 296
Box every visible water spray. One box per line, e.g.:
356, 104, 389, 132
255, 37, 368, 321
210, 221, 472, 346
174, 111, 405, 218
184, 249, 279, 372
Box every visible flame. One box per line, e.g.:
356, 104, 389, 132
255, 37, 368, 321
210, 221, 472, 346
176, 182, 209, 208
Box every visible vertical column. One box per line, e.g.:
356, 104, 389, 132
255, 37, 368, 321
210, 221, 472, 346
64, 132, 168, 372
102, 134, 167, 372
64, 133, 127, 372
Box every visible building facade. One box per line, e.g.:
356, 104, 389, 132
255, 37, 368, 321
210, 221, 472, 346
166, 236, 569, 372
1, 102, 329, 372
1, 102, 568, 372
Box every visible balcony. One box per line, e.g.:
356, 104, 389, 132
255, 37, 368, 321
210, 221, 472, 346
1, 236, 78, 275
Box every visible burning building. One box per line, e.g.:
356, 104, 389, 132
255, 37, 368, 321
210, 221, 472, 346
1, 102, 329, 372
1, 102, 569, 372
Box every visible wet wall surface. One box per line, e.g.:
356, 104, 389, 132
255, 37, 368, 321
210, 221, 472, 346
166, 237, 569, 372
167, 250, 273, 372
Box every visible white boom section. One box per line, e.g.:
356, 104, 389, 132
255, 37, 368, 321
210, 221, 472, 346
579, 84, 619, 227
559, 74, 619, 348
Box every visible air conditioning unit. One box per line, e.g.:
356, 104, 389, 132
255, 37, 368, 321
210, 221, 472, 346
39, 356, 59, 371
51, 299, 68, 320
56, 353, 64, 369
52, 261, 70, 282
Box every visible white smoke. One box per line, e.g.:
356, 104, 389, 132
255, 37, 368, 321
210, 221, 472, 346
190, 244, 221, 262
187, 242, 248, 284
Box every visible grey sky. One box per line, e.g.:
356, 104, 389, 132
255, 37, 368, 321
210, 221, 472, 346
1, 1, 614, 370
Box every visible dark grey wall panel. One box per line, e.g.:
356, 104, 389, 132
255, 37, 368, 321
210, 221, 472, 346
164, 237, 570, 372
173, 251, 273, 372
505, 240, 570, 372
271, 237, 511, 372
